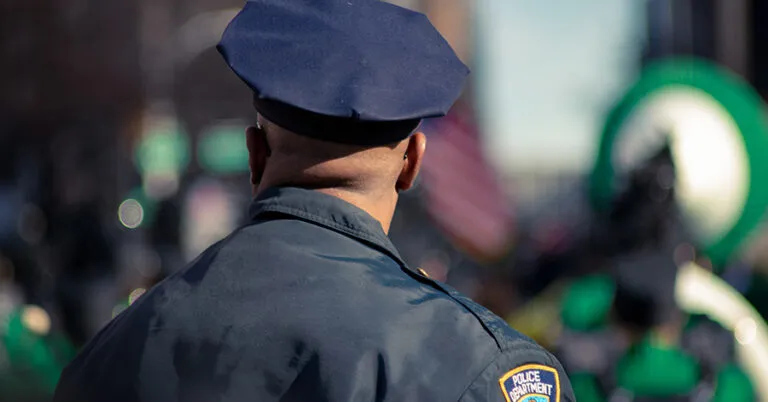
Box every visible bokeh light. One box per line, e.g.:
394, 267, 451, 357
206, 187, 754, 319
21, 305, 51, 336
735, 317, 758, 345
128, 288, 147, 305
118, 199, 145, 229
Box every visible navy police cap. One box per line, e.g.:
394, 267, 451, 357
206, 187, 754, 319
217, 0, 469, 145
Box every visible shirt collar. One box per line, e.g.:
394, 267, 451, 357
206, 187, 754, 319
249, 186, 407, 267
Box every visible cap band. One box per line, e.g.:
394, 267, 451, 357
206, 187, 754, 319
253, 96, 421, 146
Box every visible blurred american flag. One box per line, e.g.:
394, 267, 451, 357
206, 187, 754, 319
420, 101, 515, 262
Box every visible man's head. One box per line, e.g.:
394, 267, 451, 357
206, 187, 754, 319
218, 0, 468, 228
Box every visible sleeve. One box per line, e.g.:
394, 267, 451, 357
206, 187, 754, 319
459, 342, 576, 402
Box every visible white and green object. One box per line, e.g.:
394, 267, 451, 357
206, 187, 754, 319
591, 58, 768, 265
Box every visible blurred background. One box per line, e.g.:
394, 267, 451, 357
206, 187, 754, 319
2, 0, 768, 400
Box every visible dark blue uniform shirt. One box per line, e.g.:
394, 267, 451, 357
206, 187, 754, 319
54, 187, 574, 402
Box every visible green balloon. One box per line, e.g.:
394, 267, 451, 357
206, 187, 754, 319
569, 373, 606, 402
616, 339, 700, 397
560, 275, 615, 332
712, 364, 755, 402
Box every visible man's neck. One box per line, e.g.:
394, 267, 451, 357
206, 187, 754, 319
315, 188, 398, 234
257, 170, 400, 233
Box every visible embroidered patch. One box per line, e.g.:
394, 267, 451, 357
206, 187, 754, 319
499, 364, 560, 402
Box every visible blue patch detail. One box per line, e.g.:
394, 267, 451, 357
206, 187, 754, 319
499, 364, 560, 402
521, 397, 549, 402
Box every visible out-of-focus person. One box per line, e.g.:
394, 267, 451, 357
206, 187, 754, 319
555, 144, 755, 401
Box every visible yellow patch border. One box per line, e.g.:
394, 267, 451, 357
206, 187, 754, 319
498, 364, 560, 402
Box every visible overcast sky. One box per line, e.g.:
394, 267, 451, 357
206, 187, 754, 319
474, 0, 647, 174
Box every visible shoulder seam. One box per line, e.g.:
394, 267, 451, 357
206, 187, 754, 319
456, 349, 505, 402
424, 280, 506, 349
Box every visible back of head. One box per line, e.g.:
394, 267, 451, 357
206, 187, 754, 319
257, 119, 409, 195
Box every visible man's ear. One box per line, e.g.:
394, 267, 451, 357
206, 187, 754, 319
396, 132, 426, 192
246, 125, 270, 190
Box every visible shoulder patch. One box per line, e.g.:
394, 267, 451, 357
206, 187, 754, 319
499, 364, 560, 402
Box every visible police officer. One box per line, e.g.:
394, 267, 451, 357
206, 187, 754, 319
54, 1, 575, 401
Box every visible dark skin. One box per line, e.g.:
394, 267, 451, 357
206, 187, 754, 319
245, 116, 427, 234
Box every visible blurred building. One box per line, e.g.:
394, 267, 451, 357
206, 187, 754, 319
0, 0, 147, 345
643, 0, 762, 88
0, 0, 144, 270
0, 0, 142, 209
0, 0, 142, 121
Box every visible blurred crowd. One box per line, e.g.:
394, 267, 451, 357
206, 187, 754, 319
3, 0, 768, 401
4, 105, 768, 401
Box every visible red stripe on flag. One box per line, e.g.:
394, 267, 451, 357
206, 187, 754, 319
423, 140, 508, 213
419, 102, 514, 261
